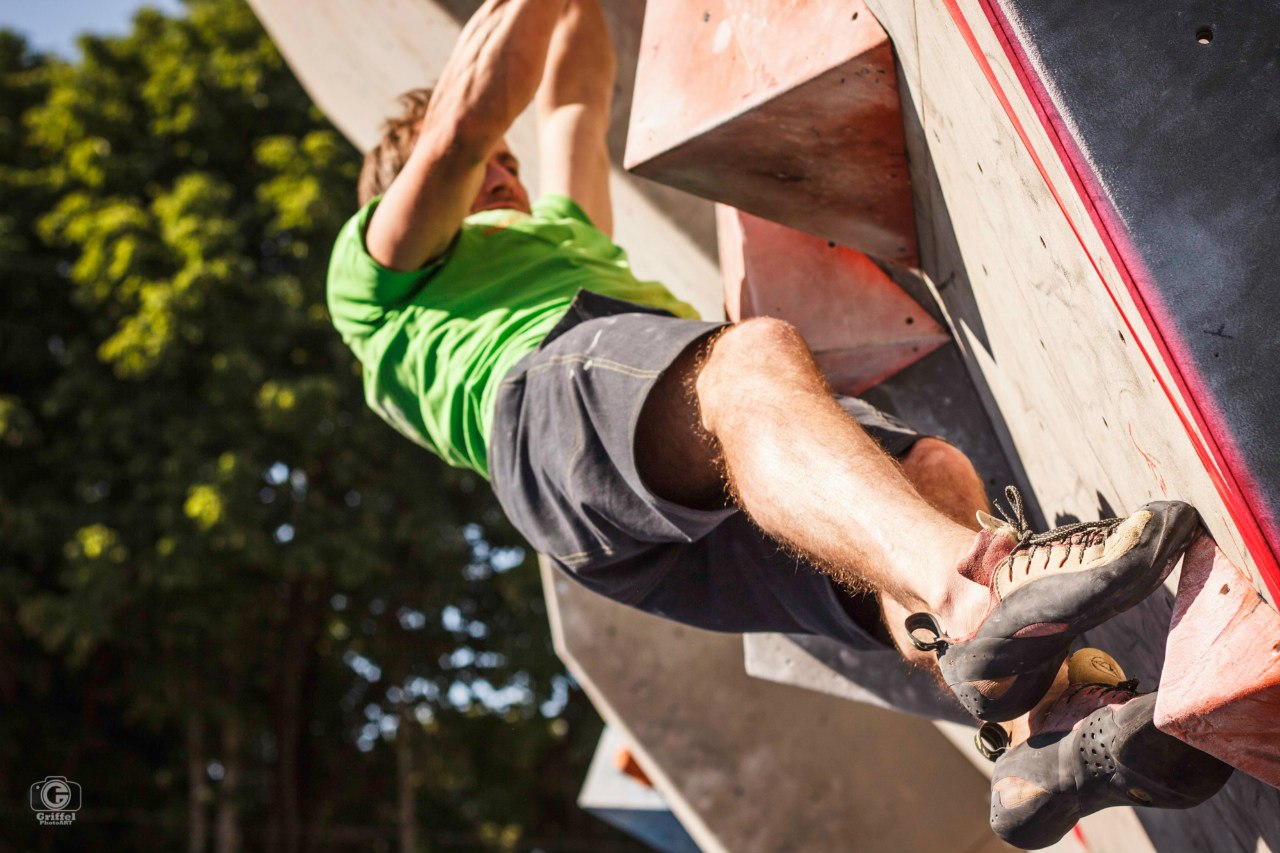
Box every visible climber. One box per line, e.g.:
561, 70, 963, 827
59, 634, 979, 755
325, 0, 1232, 845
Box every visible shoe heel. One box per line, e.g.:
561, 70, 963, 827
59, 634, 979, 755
990, 756, 1083, 850
954, 650, 1068, 722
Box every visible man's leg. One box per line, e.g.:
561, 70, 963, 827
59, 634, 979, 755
636, 316, 993, 650
631, 315, 1220, 848
638, 314, 1198, 721
887, 437, 988, 667
899, 437, 990, 530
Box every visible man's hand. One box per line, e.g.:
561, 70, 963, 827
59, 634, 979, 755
535, 0, 617, 235
365, 0, 565, 272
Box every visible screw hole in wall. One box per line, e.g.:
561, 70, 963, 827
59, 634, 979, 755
1196, 27, 1213, 44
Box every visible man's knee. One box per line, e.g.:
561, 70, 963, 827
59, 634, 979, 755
703, 317, 807, 375
696, 318, 813, 424
902, 438, 987, 525
903, 438, 978, 486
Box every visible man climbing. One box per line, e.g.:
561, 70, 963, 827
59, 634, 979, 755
326, 0, 1232, 845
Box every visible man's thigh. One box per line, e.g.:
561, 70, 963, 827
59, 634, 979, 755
634, 328, 726, 510
634, 335, 925, 510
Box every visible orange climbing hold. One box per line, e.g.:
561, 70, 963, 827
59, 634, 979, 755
613, 746, 654, 788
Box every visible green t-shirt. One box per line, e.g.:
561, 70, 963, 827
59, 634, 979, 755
326, 194, 700, 478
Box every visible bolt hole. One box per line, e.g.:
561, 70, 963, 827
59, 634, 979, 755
1196, 27, 1213, 44
827, 241, 836, 248
852, 11, 859, 21
905, 316, 915, 325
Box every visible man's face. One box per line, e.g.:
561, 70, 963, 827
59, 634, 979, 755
469, 140, 531, 215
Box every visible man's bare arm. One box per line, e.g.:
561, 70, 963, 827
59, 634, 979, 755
366, 0, 566, 271
535, 0, 617, 235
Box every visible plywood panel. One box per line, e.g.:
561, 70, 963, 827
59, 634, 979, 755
878, 0, 1267, 599
991, 1, 1280, 587
861, 0, 1280, 848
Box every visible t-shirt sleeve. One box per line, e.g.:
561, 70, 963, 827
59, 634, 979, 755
326, 197, 451, 346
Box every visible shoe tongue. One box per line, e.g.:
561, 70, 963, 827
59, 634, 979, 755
955, 528, 1018, 587
976, 510, 1017, 538
1066, 648, 1127, 687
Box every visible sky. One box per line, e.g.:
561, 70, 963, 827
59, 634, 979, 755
0, 0, 183, 56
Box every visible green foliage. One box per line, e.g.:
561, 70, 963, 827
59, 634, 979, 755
0, 4, 636, 851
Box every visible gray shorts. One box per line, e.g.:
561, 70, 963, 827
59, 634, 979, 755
488, 291, 921, 651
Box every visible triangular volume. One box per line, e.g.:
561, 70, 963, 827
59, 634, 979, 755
718, 206, 947, 396
1156, 535, 1280, 789
628, 0, 918, 265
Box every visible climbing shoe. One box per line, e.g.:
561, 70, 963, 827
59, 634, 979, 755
906, 487, 1199, 721
976, 649, 1232, 849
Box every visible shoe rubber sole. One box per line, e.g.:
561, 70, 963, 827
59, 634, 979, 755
990, 693, 1234, 849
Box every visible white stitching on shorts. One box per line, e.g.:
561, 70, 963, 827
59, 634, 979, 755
502, 354, 660, 386
554, 543, 616, 567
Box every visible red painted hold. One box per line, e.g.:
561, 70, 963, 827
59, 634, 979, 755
718, 206, 947, 395
1155, 535, 1280, 789
627, 0, 918, 264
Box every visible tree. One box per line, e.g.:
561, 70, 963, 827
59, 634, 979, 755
0, 3, 644, 851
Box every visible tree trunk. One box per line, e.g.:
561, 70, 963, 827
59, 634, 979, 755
215, 714, 243, 853
396, 705, 420, 853
188, 714, 210, 853
272, 580, 320, 853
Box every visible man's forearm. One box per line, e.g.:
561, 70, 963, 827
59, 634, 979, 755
365, 0, 565, 271
535, 0, 617, 118
428, 0, 568, 148
532, 0, 617, 232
